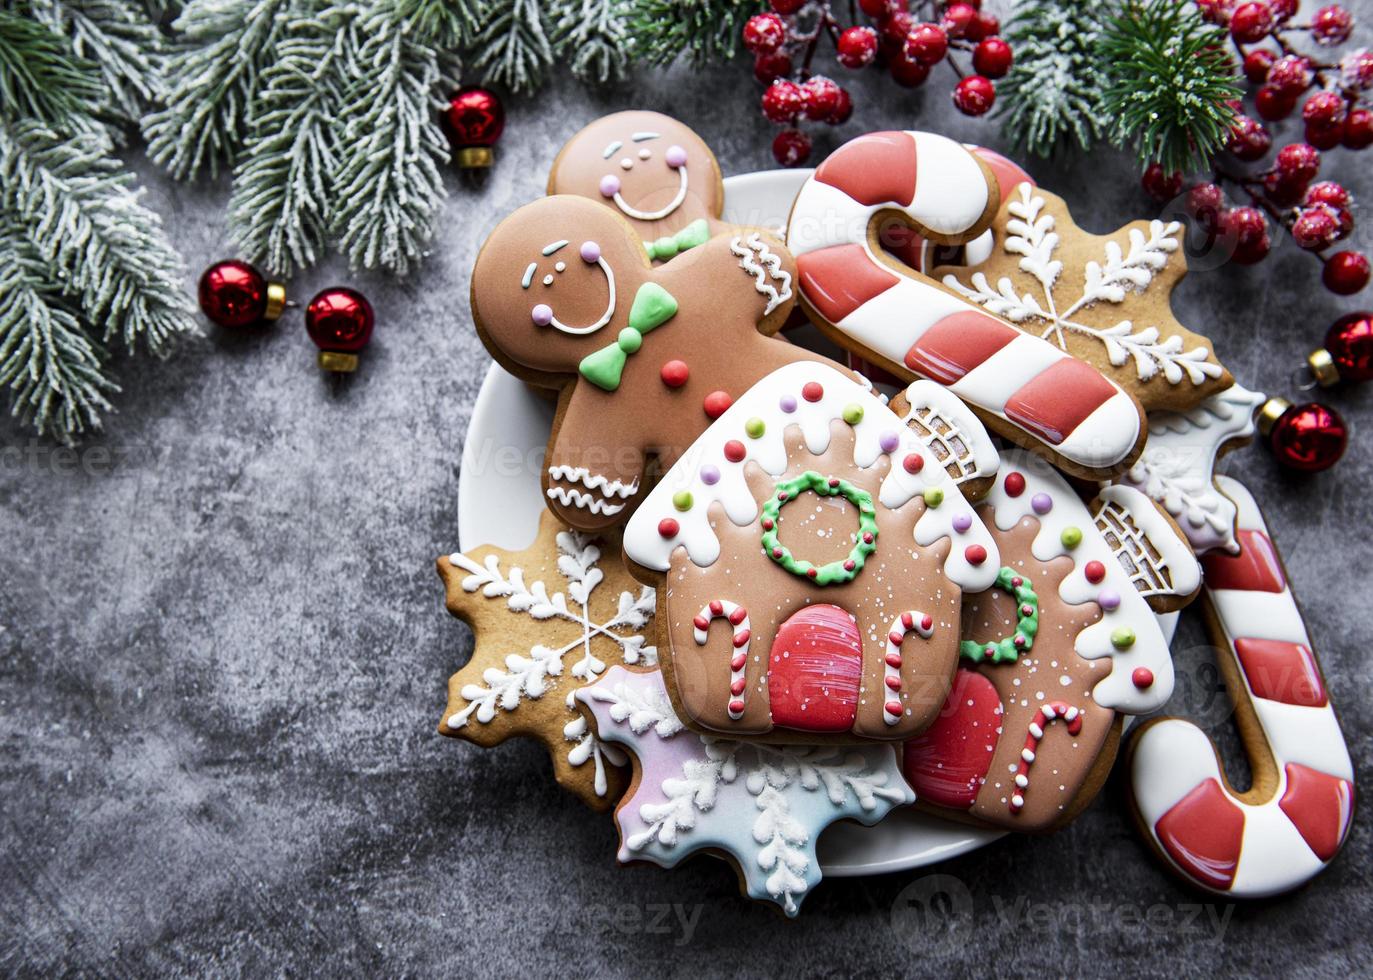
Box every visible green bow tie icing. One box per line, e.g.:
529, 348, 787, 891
578, 282, 679, 391
643, 219, 710, 262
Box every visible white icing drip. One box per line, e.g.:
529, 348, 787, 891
544, 255, 616, 336
729, 233, 793, 315
613, 165, 688, 221
546, 486, 627, 515
547, 464, 640, 499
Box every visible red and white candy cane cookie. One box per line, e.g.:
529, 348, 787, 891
1128, 476, 1354, 897
693, 599, 751, 719
785, 130, 1144, 479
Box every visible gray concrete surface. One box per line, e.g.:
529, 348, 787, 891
3, 34, 1371, 978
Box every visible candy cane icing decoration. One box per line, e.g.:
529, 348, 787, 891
786, 130, 1141, 473
884, 611, 934, 726
694, 600, 752, 720
1011, 701, 1083, 813
1129, 476, 1353, 897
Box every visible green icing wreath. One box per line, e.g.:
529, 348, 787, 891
760, 471, 878, 586
959, 566, 1039, 664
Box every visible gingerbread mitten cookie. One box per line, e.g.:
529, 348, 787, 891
471, 194, 839, 533
903, 451, 1201, 832
623, 362, 1001, 743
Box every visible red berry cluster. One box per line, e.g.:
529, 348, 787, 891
745, 0, 1012, 166
1142, 2, 1370, 296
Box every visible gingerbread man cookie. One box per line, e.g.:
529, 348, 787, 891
622, 362, 1001, 743
786, 129, 1148, 479
903, 451, 1201, 832
547, 111, 732, 261
1128, 477, 1354, 897
471, 194, 836, 533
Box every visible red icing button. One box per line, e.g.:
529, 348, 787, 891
1132, 667, 1154, 689
1085, 560, 1106, 584
703, 389, 732, 419
657, 518, 679, 538
964, 544, 988, 566
802, 381, 824, 402
1004, 472, 1026, 497
660, 359, 689, 388
724, 439, 747, 462
902, 453, 924, 474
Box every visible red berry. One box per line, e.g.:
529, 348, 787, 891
1343, 108, 1373, 148
1187, 182, 1225, 232
1228, 115, 1272, 160
1305, 180, 1351, 209
743, 13, 787, 55
1341, 49, 1373, 90
1267, 55, 1313, 96
1311, 5, 1353, 46
1230, 2, 1274, 43
1255, 84, 1296, 120
1275, 141, 1321, 182
772, 128, 812, 167
771, 0, 805, 13
1302, 90, 1347, 128
1270, 0, 1299, 21
942, 2, 977, 37
952, 74, 995, 116
967, 11, 999, 41
972, 37, 1013, 78
1293, 207, 1340, 250
761, 79, 804, 123
827, 86, 854, 125
882, 11, 915, 44
1305, 119, 1346, 150
753, 51, 793, 84
889, 49, 931, 87
859, 0, 894, 17
1323, 250, 1371, 294
836, 26, 879, 68
801, 75, 841, 120
1224, 207, 1271, 265
1142, 163, 1184, 202
1243, 48, 1276, 83
905, 23, 948, 64
1331, 206, 1354, 240
1196, 0, 1229, 24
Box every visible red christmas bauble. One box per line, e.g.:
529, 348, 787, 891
1265, 400, 1348, 471
445, 87, 504, 168
198, 259, 283, 329
306, 286, 374, 372
1323, 250, 1371, 294
1325, 312, 1373, 382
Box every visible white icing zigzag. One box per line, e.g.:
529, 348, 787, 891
547, 465, 640, 500
546, 486, 627, 516
730, 233, 793, 315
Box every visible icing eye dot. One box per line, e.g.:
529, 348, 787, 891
779, 395, 797, 413
580, 241, 601, 263
599, 175, 620, 197
638, 147, 651, 160
952, 513, 973, 533
620, 157, 633, 170
1132, 667, 1155, 689
673, 491, 693, 512
879, 431, 899, 454
1060, 526, 1083, 549
842, 403, 864, 425
700, 464, 720, 485
1031, 493, 1053, 515
923, 487, 944, 507
723, 440, 746, 462
964, 544, 988, 566
1004, 472, 1026, 497
555, 261, 566, 272
658, 518, 679, 538
665, 145, 687, 168
531, 304, 553, 326
1111, 627, 1136, 649
745, 417, 766, 438
542, 274, 554, 286
1098, 588, 1121, 610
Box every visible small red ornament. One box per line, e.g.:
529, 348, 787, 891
771, 128, 811, 167
1311, 5, 1353, 46
1322, 250, 1371, 294
1309, 312, 1373, 385
1230, 2, 1274, 44
742, 13, 787, 55
1259, 398, 1348, 471
305, 286, 374, 373
197, 259, 285, 329
444, 87, 504, 169
837, 26, 879, 69
952, 75, 995, 116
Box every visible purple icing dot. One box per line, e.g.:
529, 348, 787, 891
779, 395, 797, 413
665, 145, 687, 168
531, 304, 553, 326
1031, 493, 1053, 515
1098, 589, 1121, 611
952, 513, 972, 533
700, 464, 720, 485
580, 241, 601, 263
599, 175, 620, 198
879, 430, 899, 454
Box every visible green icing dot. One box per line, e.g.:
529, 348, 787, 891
1060, 526, 1083, 549
617, 327, 642, 353
672, 491, 693, 512
959, 567, 1039, 665
1111, 627, 1136, 649
923, 487, 944, 508
745, 417, 766, 439
842, 403, 864, 425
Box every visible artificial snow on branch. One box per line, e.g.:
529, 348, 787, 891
471, 0, 552, 94
551, 0, 631, 86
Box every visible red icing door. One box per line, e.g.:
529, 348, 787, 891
902, 669, 1002, 809
767, 604, 864, 733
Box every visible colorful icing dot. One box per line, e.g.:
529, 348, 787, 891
1132, 667, 1155, 689
657, 518, 678, 538
923, 487, 944, 507
903, 454, 924, 474
1060, 526, 1082, 549
1098, 588, 1121, 611
723, 440, 746, 463
617, 327, 642, 353
842, 403, 864, 425
599, 175, 620, 198
952, 513, 973, 533
704, 389, 732, 419
660, 359, 689, 388
1031, 493, 1053, 515
1111, 627, 1136, 649
665, 144, 688, 168
673, 491, 693, 512
745, 417, 766, 438
580, 241, 601, 263
779, 395, 797, 413
700, 464, 720, 486
879, 431, 899, 454
802, 381, 824, 402
1004, 472, 1026, 497
531, 304, 553, 326
964, 544, 988, 566
1084, 560, 1106, 584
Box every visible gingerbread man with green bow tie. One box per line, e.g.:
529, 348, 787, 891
471, 195, 842, 533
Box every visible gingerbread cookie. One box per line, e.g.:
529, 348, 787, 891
785, 129, 1147, 479
1128, 476, 1354, 896
547, 111, 730, 261
436, 511, 656, 809
935, 182, 1232, 414
471, 194, 837, 533
622, 362, 1001, 742
904, 451, 1200, 832
1114, 383, 1265, 555
574, 665, 911, 917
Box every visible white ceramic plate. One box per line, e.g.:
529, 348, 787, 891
457, 169, 1004, 876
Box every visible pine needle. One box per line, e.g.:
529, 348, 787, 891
551, 0, 630, 86
473, 0, 552, 94
0, 9, 107, 130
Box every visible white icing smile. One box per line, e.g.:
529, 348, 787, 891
528, 240, 616, 336
613, 166, 688, 221
598, 135, 690, 221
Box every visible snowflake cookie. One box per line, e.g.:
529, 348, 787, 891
436, 511, 656, 809
575, 665, 913, 916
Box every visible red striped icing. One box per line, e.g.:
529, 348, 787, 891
1279, 763, 1354, 861
904, 311, 1017, 384
1200, 530, 1286, 593
1155, 779, 1245, 891
1003, 358, 1119, 446
901, 669, 1002, 809
814, 131, 917, 207
1234, 638, 1327, 707
797, 245, 899, 323
767, 603, 864, 733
